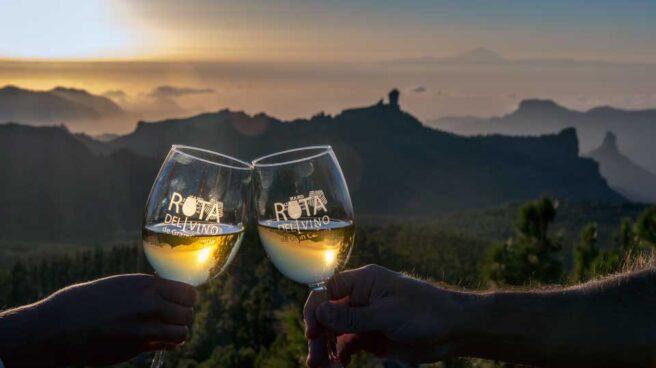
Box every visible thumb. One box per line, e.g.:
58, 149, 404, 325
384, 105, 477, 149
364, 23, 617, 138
316, 303, 379, 334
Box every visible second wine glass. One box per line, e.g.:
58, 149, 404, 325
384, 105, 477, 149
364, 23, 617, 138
252, 146, 355, 365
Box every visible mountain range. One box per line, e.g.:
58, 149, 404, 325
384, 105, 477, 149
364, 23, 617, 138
0, 85, 127, 132
428, 99, 656, 174
0, 123, 158, 242
387, 47, 656, 68
0, 92, 624, 242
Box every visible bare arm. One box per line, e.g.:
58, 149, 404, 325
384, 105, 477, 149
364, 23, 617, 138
304, 265, 656, 367
460, 268, 656, 367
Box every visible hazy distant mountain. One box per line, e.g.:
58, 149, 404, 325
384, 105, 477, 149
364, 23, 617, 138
0, 85, 126, 131
428, 99, 656, 173
390, 47, 508, 65
387, 47, 655, 68
587, 132, 656, 203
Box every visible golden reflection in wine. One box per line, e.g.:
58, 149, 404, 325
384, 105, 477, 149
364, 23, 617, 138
142, 223, 244, 286
257, 220, 354, 285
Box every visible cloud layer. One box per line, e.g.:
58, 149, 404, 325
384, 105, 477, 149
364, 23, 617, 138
147, 85, 215, 98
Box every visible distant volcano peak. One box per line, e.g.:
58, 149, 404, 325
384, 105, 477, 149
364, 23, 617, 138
453, 47, 507, 63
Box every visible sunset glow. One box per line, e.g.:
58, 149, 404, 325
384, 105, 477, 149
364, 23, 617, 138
0, 1, 153, 60
1, 1, 655, 133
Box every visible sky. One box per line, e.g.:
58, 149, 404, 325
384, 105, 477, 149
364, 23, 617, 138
2, 0, 656, 62
0, 1, 656, 133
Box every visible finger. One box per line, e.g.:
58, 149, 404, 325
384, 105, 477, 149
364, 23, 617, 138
326, 265, 386, 305
158, 302, 194, 326
155, 277, 198, 307
140, 323, 189, 344
325, 269, 360, 300
337, 334, 361, 366
338, 332, 388, 363
316, 303, 380, 334
304, 291, 324, 338
307, 333, 329, 368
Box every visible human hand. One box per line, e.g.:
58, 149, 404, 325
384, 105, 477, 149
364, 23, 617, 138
304, 265, 472, 367
0, 274, 197, 367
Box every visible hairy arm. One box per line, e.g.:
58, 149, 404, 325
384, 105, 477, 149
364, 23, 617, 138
460, 268, 656, 367
305, 265, 656, 367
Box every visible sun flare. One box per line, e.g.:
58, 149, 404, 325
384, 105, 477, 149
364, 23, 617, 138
323, 249, 337, 266
196, 246, 213, 265
0, 0, 149, 60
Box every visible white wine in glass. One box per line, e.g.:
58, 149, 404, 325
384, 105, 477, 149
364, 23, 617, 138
142, 145, 252, 367
253, 146, 355, 366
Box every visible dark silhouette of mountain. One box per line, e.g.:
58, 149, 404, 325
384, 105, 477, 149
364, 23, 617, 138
0, 85, 126, 131
587, 132, 656, 203
0, 123, 158, 242
428, 99, 656, 173
107, 96, 621, 213
0, 93, 625, 241
93, 133, 120, 142
73, 132, 116, 155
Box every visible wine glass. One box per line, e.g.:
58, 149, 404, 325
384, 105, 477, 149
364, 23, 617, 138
142, 145, 252, 368
252, 146, 355, 365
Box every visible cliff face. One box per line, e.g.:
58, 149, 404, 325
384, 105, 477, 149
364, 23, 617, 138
428, 99, 656, 174
588, 132, 656, 203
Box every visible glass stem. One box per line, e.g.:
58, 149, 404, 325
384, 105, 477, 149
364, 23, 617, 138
312, 282, 342, 367
151, 350, 165, 368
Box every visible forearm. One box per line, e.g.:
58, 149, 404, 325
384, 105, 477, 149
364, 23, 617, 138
455, 269, 656, 367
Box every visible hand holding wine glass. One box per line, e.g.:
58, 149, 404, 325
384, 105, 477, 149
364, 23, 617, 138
252, 146, 355, 366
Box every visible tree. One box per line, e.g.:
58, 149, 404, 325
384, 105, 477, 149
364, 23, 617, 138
573, 223, 599, 282
486, 197, 563, 286
635, 206, 656, 247
258, 304, 307, 368
590, 218, 638, 277
8, 260, 34, 306
617, 218, 638, 254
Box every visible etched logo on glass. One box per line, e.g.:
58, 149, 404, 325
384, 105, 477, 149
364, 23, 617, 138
273, 189, 330, 232
162, 191, 224, 235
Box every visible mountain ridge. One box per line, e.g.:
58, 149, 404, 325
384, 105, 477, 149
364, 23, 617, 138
428, 98, 656, 174
0, 85, 127, 132
101, 98, 622, 214
386, 48, 656, 68
0, 94, 625, 241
